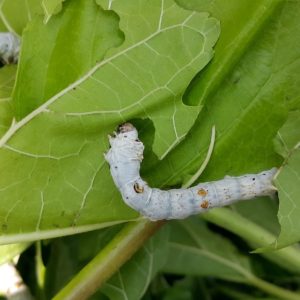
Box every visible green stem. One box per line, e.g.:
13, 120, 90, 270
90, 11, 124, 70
247, 275, 300, 300
202, 208, 300, 273
219, 281, 300, 300
35, 242, 46, 300
53, 219, 164, 300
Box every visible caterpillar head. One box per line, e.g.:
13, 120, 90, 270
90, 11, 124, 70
117, 122, 139, 140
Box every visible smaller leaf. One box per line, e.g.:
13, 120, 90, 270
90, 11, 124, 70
160, 277, 200, 300
273, 111, 300, 248
41, 0, 66, 23
162, 218, 253, 282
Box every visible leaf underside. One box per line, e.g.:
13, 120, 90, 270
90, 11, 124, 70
0, 0, 220, 243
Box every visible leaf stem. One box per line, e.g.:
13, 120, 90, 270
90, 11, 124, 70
247, 275, 300, 300
182, 125, 216, 189
202, 208, 300, 273
35, 242, 46, 300
53, 219, 164, 300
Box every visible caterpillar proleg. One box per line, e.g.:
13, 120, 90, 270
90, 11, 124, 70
105, 123, 278, 220
0, 32, 20, 64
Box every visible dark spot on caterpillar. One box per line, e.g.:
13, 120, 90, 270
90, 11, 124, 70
200, 200, 209, 209
124, 135, 127, 138
197, 188, 207, 196
134, 183, 144, 193
135, 139, 140, 142
252, 178, 255, 181
126, 197, 129, 199
114, 166, 118, 169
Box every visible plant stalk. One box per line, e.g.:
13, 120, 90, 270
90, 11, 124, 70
53, 219, 164, 300
247, 275, 300, 300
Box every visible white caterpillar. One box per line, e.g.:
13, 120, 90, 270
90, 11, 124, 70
0, 32, 20, 64
105, 123, 277, 221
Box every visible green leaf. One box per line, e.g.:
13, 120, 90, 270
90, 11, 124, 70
101, 226, 169, 300
147, 0, 298, 187
13, 0, 220, 155
44, 225, 169, 300
274, 111, 300, 159
0, 0, 43, 34
176, 0, 283, 106
0, 242, 30, 265
13, 0, 124, 119
162, 219, 300, 299
145, 0, 300, 241
163, 218, 253, 282
0, 65, 16, 137
273, 111, 300, 248
158, 277, 203, 300
0, 0, 219, 243
44, 226, 122, 298
41, 0, 66, 23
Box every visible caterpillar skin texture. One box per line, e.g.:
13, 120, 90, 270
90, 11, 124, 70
0, 33, 20, 64
105, 123, 278, 221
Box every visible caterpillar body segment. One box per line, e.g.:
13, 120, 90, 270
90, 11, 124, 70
105, 123, 277, 221
0, 32, 20, 64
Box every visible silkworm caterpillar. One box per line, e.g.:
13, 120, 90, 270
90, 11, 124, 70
105, 123, 277, 221
0, 32, 20, 64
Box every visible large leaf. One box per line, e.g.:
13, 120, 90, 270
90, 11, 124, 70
41, 0, 66, 23
272, 111, 300, 248
145, 0, 300, 243
13, 0, 220, 155
147, 0, 298, 186
0, 0, 220, 243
